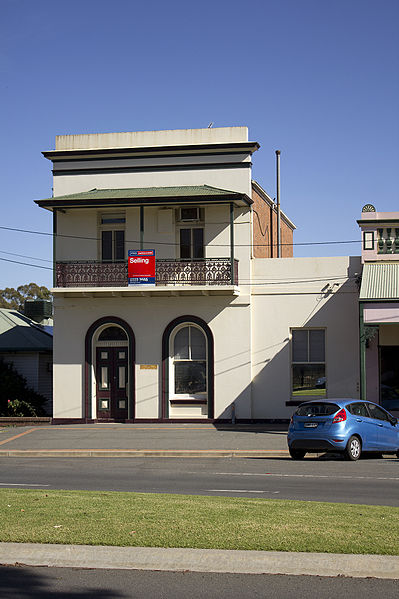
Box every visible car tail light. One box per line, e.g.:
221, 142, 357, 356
333, 408, 347, 423
290, 415, 294, 424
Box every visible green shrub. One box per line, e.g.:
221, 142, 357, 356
7, 399, 38, 417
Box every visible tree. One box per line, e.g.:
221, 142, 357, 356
0, 283, 51, 311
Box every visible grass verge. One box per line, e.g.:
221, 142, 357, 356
1, 489, 398, 555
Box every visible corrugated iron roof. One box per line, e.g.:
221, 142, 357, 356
359, 263, 399, 300
0, 309, 53, 352
36, 185, 247, 203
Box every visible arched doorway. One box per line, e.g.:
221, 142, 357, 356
85, 317, 135, 421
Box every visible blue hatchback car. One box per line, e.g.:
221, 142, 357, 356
287, 399, 399, 460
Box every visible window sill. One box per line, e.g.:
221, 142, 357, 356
170, 398, 207, 405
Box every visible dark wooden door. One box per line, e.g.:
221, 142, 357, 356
380, 346, 399, 412
96, 347, 128, 419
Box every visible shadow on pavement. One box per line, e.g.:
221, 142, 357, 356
0, 565, 126, 598
213, 424, 288, 434
249, 453, 399, 461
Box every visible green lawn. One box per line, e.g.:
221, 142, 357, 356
1, 489, 398, 555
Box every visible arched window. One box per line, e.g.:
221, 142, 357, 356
172, 325, 207, 395
98, 326, 127, 341
162, 315, 214, 419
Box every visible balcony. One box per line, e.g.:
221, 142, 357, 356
55, 259, 239, 288
377, 228, 399, 255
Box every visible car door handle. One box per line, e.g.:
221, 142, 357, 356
377, 423, 383, 427
356, 418, 362, 422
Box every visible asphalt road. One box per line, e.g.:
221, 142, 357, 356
0, 456, 398, 505
1, 565, 399, 598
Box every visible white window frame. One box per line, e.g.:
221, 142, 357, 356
363, 231, 375, 251
98, 212, 126, 262
291, 328, 327, 398
176, 207, 205, 260
169, 323, 208, 400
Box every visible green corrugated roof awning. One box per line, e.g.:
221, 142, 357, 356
35, 185, 252, 209
359, 263, 399, 300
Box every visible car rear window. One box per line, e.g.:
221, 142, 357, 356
295, 403, 340, 416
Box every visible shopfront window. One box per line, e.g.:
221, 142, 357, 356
172, 325, 207, 395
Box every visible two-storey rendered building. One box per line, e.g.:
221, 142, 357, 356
37, 127, 362, 423
358, 206, 399, 413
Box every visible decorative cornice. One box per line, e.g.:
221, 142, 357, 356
43, 141, 260, 162
51, 161, 252, 177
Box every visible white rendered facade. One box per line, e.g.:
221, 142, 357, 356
38, 127, 361, 422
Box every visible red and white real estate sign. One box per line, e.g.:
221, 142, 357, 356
128, 250, 155, 285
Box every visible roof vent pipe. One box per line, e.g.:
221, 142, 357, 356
276, 150, 281, 257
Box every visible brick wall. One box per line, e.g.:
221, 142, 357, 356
252, 184, 294, 258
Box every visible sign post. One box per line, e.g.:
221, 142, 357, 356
128, 250, 156, 285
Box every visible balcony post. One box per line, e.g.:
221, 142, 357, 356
230, 203, 234, 285
359, 302, 367, 401
53, 209, 57, 288
140, 206, 144, 250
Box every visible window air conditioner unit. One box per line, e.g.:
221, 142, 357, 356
179, 207, 200, 222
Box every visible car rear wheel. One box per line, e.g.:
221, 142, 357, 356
344, 436, 361, 461
289, 447, 306, 460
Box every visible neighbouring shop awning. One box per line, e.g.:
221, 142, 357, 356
360, 263, 399, 301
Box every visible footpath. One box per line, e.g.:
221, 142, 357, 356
0, 421, 290, 458
0, 422, 398, 579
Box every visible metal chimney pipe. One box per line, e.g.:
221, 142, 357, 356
276, 150, 281, 257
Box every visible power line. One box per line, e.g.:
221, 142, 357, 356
0, 257, 52, 270
0, 250, 52, 263
243, 276, 359, 285
0, 255, 361, 290
0, 224, 361, 248
0, 254, 361, 288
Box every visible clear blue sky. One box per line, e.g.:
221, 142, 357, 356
1, 0, 398, 289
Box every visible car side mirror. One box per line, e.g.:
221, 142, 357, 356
390, 417, 398, 426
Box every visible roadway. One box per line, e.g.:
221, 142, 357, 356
0, 455, 398, 505
1, 565, 399, 599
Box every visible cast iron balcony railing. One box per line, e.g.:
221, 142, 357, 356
377, 228, 399, 254
55, 259, 239, 287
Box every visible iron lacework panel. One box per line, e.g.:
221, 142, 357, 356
156, 259, 238, 286
55, 259, 238, 287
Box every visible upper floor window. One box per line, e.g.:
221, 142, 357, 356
100, 213, 125, 262
176, 207, 204, 261
180, 228, 204, 260
363, 231, 374, 250
292, 329, 326, 397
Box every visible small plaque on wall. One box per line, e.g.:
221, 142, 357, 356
140, 365, 158, 370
